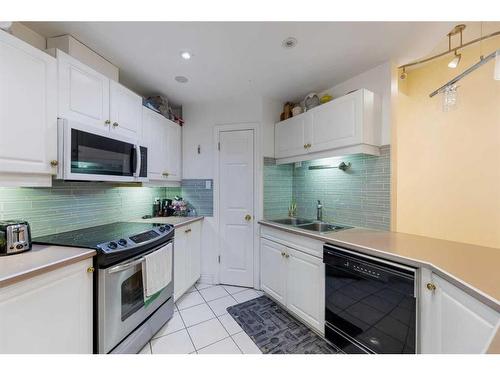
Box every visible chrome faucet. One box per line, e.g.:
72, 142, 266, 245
316, 200, 323, 222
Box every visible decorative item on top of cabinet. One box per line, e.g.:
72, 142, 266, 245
280, 101, 294, 121
0, 30, 57, 187
304, 93, 320, 111
291, 105, 303, 117
320, 94, 333, 104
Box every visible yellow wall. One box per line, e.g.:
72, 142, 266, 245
394, 38, 500, 248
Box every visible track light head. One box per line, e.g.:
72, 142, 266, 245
448, 51, 462, 69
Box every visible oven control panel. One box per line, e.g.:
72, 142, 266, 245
98, 225, 173, 254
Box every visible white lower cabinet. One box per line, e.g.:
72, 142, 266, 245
286, 247, 325, 332
260, 237, 325, 334
174, 221, 202, 301
0, 259, 93, 353
260, 238, 286, 305
420, 271, 500, 353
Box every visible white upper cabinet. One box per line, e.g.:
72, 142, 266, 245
57, 50, 142, 141
0, 30, 57, 187
166, 120, 182, 181
142, 107, 182, 182
109, 80, 142, 139
57, 50, 110, 130
274, 89, 380, 162
274, 114, 310, 158
142, 107, 166, 180
421, 272, 499, 353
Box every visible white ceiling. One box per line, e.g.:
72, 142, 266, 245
25, 21, 457, 105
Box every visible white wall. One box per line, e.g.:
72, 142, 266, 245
182, 96, 280, 282
319, 61, 392, 145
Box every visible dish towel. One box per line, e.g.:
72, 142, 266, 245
142, 243, 172, 301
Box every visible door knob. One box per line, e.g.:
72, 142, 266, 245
50, 160, 59, 167
426, 282, 436, 292
303, 144, 308, 149
104, 120, 111, 125
245, 214, 252, 221
281, 251, 286, 257
285, 253, 290, 258
112, 122, 119, 127
162, 172, 170, 177
87, 266, 95, 273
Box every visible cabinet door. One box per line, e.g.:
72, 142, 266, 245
285, 247, 325, 333
166, 120, 182, 181
0, 30, 57, 179
110, 81, 142, 140
142, 108, 167, 180
308, 90, 362, 153
57, 50, 110, 130
173, 229, 188, 301
260, 238, 286, 305
274, 114, 311, 158
188, 222, 201, 286
425, 273, 499, 353
0, 259, 93, 353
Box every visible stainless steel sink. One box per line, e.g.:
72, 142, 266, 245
270, 218, 351, 233
271, 218, 314, 226
297, 222, 350, 233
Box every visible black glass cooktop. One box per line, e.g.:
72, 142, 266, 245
33, 222, 167, 249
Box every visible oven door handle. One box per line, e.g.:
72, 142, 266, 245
107, 256, 145, 274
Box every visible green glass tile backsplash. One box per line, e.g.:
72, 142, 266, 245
0, 181, 181, 237
263, 146, 391, 230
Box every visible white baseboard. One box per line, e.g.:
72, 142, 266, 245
199, 274, 216, 285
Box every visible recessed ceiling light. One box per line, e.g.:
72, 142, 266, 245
180, 51, 191, 60
175, 76, 189, 83
282, 37, 298, 49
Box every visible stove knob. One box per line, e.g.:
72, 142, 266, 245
118, 239, 127, 246
107, 241, 118, 250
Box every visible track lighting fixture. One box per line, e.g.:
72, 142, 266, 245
448, 51, 462, 69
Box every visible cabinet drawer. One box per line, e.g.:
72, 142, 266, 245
260, 226, 323, 258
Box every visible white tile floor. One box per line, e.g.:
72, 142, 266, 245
141, 283, 265, 354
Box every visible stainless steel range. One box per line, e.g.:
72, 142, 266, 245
34, 222, 175, 354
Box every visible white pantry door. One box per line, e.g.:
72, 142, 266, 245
219, 129, 255, 287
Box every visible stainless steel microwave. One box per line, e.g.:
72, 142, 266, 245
56, 118, 148, 182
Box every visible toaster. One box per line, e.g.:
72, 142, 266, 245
0, 220, 32, 256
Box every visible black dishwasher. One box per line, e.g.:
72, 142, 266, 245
323, 244, 417, 354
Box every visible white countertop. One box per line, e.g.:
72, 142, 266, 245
259, 220, 500, 312
0, 245, 95, 288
